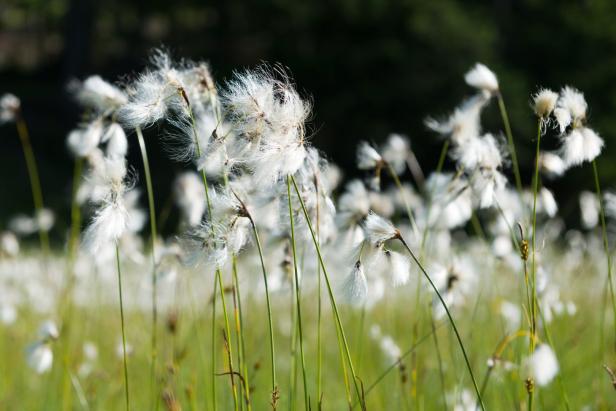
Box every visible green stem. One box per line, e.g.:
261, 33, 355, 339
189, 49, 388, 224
497, 93, 523, 194
397, 236, 485, 411
286, 175, 309, 410
386, 163, 420, 237
15, 116, 50, 257
135, 126, 159, 409
289, 175, 364, 409
115, 245, 130, 411
232, 256, 251, 410
593, 160, 616, 342
530, 118, 542, 354
247, 217, 277, 401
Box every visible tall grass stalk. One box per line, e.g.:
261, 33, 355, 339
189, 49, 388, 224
245, 214, 277, 404
286, 175, 309, 410
289, 176, 364, 410
15, 114, 50, 257
496, 93, 523, 193
314, 180, 323, 408
134, 125, 159, 409
115, 245, 130, 411
395, 235, 485, 411
232, 256, 251, 410
187, 104, 237, 410
593, 160, 616, 340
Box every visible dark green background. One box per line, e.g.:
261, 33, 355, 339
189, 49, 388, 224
1, 0, 615, 239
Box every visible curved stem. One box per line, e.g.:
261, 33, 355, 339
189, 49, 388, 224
593, 160, 616, 340
497, 93, 523, 194
289, 176, 364, 409
397, 236, 485, 411
15, 116, 50, 257
247, 217, 277, 401
115, 245, 130, 411
286, 175, 309, 410
135, 126, 159, 408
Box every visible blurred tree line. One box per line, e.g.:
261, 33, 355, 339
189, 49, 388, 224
1, 0, 616, 233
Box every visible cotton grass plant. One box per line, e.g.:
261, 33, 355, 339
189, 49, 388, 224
2, 52, 616, 410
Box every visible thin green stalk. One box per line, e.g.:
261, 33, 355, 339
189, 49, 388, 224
230, 262, 245, 411
135, 125, 159, 409
315, 181, 323, 407
247, 217, 277, 402
68, 157, 84, 266
115, 245, 130, 411
15, 116, 50, 257
232, 256, 251, 410
289, 175, 364, 409
497, 93, 523, 194
420, 139, 450, 251
431, 314, 447, 411
187, 103, 237, 409
386, 163, 420, 237
593, 160, 616, 339
286, 175, 309, 410
530, 118, 542, 352
211, 273, 218, 411
396, 236, 485, 411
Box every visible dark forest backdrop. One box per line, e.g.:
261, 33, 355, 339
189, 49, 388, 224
2, 0, 616, 236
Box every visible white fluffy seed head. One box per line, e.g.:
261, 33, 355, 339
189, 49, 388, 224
356, 141, 383, 170
385, 250, 410, 286
539, 152, 566, 178
381, 133, 410, 175
559, 127, 604, 166
557, 86, 587, 126
533, 88, 558, 118
102, 123, 128, 159
340, 260, 368, 307
66, 120, 105, 158
173, 172, 206, 227
363, 211, 399, 246
464, 63, 499, 93
76, 75, 128, 112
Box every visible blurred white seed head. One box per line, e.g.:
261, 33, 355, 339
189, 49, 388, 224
464, 63, 499, 94
578, 191, 599, 229
539, 152, 566, 178
173, 172, 206, 227
340, 260, 368, 307
0, 231, 20, 257
557, 86, 587, 127
381, 133, 410, 175
559, 127, 603, 166
66, 120, 105, 158
102, 123, 128, 159
26, 342, 53, 374
75, 75, 128, 112
526, 344, 559, 387
0, 93, 20, 123
357, 141, 383, 170
385, 250, 410, 286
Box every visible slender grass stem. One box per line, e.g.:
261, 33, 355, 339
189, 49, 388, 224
187, 104, 237, 409
289, 175, 364, 410
232, 256, 251, 410
135, 126, 159, 409
386, 163, 420, 238
15, 115, 50, 257
396, 235, 485, 411
246, 217, 277, 402
593, 160, 616, 340
211, 273, 218, 411
115, 245, 130, 411
315, 179, 323, 408
497, 93, 523, 194
286, 175, 309, 410
530, 118, 542, 352
431, 314, 447, 411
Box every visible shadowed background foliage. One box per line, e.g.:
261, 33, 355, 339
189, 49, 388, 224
2, 0, 616, 238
